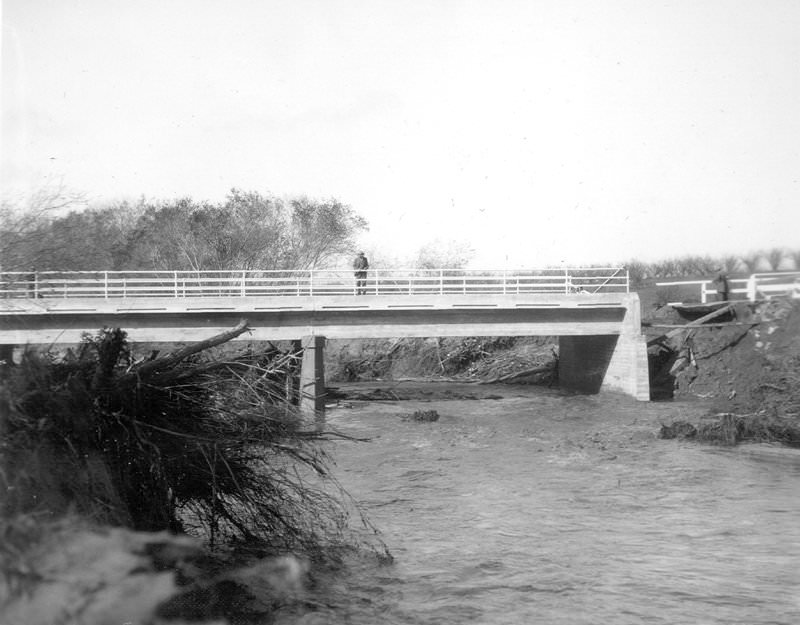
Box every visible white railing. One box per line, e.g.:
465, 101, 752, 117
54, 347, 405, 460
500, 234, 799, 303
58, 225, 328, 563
0, 267, 629, 299
656, 272, 800, 303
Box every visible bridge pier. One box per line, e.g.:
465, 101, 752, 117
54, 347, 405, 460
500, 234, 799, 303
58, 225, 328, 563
0, 344, 14, 369
299, 335, 326, 418
558, 333, 650, 400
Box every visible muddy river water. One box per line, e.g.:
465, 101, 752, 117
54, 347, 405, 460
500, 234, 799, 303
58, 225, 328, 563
278, 384, 800, 624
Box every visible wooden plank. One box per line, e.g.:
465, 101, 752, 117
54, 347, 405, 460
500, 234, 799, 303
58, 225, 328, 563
645, 322, 757, 329
646, 304, 735, 346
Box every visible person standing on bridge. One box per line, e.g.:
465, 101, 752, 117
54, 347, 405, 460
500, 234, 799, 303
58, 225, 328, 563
712, 269, 730, 302
353, 251, 369, 295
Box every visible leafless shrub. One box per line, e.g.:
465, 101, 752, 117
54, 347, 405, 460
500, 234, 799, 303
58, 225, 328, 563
0, 327, 386, 563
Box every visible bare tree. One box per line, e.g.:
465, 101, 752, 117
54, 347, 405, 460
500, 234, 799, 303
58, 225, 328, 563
0, 184, 87, 272
740, 252, 762, 273
764, 247, 785, 271
624, 260, 649, 287
123, 189, 367, 271
788, 250, 800, 271
413, 239, 475, 270
720, 255, 740, 274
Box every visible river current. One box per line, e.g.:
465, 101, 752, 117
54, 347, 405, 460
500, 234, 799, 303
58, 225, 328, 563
278, 384, 800, 624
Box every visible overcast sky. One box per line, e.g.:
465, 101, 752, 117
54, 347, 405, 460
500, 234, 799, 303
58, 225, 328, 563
2, 0, 799, 268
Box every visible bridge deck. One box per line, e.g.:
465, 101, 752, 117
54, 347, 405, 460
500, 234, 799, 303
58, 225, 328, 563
0, 292, 640, 343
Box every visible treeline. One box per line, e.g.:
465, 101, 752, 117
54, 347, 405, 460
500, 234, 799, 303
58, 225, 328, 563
0, 188, 367, 273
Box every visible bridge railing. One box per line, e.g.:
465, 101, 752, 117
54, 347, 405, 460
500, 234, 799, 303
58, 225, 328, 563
655, 272, 800, 303
0, 267, 629, 299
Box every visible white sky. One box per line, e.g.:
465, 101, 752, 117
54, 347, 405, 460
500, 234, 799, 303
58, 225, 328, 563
2, 0, 799, 268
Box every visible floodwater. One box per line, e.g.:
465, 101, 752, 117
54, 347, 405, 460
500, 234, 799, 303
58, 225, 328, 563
279, 384, 800, 624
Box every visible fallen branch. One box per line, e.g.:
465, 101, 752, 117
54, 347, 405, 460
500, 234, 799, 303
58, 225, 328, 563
646, 322, 760, 329
647, 304, 737, 347
119, 319, 251, 384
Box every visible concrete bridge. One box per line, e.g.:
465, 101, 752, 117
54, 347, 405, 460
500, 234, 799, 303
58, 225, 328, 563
0, 268, 650, 406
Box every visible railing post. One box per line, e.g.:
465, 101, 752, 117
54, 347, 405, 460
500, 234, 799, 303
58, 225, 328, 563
104, 272, 108, 299
503, 269, 507, 295
439, 269, 443, 295
173, 272, 179, 298
564, 268, 570, 294
241, 271, 247, 297
374, 269, 379, 295
700, 282, 708, 304
747, 275, 757, 301
34, 273, 39, 299
309, 269, 314, 297
123, 277, 127, 298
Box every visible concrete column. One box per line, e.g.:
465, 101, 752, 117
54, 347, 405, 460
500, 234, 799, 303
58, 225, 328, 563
299, 335, 326, 417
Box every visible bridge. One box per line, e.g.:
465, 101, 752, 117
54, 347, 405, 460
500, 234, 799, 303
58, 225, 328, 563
0, 268, 650, 406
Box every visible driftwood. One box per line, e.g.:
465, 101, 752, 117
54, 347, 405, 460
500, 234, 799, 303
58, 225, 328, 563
479, 364, 552, 385
91, 328, 128, 391
119, 319, 251, 384
646, 322, 759, 329
647, 304, 735, 347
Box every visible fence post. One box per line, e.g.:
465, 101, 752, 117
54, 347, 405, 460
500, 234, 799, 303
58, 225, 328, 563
700, 282, 708, 304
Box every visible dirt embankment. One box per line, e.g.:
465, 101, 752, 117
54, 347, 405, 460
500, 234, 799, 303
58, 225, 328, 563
653, 299, 800, 445
663, 299, 799, 413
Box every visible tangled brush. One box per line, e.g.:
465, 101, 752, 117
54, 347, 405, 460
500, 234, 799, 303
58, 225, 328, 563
0, 322, 384, 561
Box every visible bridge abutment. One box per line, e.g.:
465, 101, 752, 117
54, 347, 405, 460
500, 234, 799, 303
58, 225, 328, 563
558, 333, 650, 400
299, 335, 326, 418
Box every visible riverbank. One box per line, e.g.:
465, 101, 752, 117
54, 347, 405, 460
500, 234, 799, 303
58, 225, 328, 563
653, 298, 800, 445
0, 328, 386, 625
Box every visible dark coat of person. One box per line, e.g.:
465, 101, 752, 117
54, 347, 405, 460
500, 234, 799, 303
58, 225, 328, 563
353, 252, 369, 294
353, 253, 369, 274
713, 272, 730, 301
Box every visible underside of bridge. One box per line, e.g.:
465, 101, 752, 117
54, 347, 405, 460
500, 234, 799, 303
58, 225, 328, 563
0, 293, 651, 406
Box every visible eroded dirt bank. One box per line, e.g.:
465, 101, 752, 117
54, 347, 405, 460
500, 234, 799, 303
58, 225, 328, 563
648, 298, 800, 445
